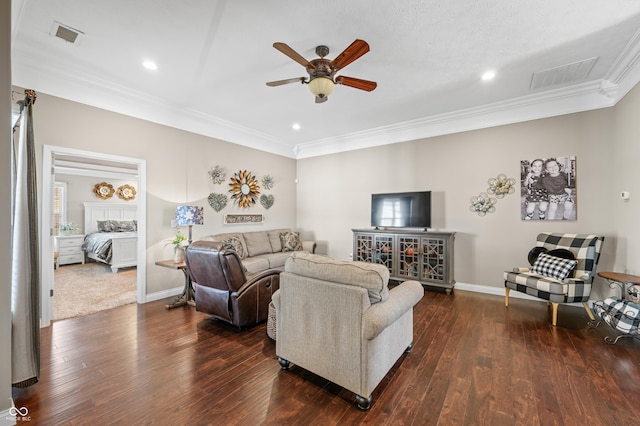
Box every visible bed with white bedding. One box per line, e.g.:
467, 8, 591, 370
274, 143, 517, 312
83, 202, 138, 273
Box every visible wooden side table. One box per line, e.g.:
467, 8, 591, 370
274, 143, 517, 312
598, 271, 640, 301
156, 260, 195, 309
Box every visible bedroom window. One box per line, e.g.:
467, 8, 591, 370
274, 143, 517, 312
52, 181, 67, 236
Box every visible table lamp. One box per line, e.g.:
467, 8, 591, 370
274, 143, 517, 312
175, 205, 204, 245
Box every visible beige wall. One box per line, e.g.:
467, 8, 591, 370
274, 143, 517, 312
55, 174, 137, 233
612, 83, 640, 275
297, 106, 624, 300
33, 93, 298, 295
1, 0, 12, 416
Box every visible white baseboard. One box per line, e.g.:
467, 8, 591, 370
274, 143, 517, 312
144, 287, 183, 303
1, 402, 17, 425
454, 282, 595, 307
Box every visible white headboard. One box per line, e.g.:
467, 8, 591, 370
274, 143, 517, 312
83, 202, 137, 234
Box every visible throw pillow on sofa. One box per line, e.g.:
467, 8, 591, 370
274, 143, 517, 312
222, 236, 247, 259
280, 231, 302, 252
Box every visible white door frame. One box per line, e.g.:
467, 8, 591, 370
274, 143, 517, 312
41, 145, 147, 327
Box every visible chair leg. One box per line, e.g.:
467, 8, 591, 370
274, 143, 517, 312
582, 302, 595, 321
505, 287, 510, 307
551, 303, 558, 326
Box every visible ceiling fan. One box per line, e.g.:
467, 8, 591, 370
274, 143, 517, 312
266, 39, 377, 103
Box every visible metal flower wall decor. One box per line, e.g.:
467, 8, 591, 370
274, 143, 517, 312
470, 192, 497, 216
487, 174, 516, 198
208, 165, 226, 184
262, 174, 274, 190
229, 170, 260, 208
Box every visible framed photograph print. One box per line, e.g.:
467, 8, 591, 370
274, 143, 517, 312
520, 156, 576, 221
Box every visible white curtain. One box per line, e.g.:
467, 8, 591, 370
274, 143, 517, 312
11, 90, 40, 388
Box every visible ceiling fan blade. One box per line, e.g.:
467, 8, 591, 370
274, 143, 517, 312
330, 39, 370, 71
335, 76, 377, 92
266, 77, 306, 87
315, 95, 328, 104
273, 42, 311, 67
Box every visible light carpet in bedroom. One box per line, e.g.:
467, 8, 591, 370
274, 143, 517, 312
54, 262, 137, 321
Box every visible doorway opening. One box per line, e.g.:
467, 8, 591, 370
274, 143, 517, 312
41, 145, 147, 326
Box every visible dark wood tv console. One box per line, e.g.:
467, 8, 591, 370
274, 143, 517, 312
352, 228, 455, 294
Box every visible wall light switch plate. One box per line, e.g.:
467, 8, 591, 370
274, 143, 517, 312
170, 219, 177, 228
621, 191, 630, 200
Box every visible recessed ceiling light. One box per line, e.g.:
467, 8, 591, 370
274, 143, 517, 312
143, 60, 158, 71
292, 123, 301, 131
481, 70, 496, 81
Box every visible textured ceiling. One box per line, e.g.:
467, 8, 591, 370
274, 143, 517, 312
11, 0, 640, 158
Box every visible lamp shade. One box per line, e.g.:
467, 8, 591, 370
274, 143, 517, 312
308, 77, 335, 97
175, 205, 204, 226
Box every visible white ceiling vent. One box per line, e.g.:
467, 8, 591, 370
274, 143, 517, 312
49, 21, 84, 45
530, 57, 598, 90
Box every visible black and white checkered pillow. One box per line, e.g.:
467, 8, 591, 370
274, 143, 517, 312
530, 252, 578, 280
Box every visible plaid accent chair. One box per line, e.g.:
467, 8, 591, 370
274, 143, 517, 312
504, 233, 604, 326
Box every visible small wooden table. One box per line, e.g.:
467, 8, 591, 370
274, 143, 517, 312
155, 259, 195, 309
598, 271, 640, 301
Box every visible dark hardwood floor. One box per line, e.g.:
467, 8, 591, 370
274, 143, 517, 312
12, 289, 640, 425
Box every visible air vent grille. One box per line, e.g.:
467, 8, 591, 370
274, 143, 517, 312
530, 57, 598, 90
50, 21, 84, 44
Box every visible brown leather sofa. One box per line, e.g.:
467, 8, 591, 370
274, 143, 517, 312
185, 240, 280, 329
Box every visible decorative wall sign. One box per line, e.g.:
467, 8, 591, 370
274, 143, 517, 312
260, 194, 274, 209
208, 193, 228, 212
520, 156, 576, 221
229, 170, 260, 208
262, 174, 274, 190
93, 182, 115, 199
117, 184, 136, 201
223, 214, 264, 224
208, 165, 226, 184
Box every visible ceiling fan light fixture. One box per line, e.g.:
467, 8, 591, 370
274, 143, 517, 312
308, 76, 335, 98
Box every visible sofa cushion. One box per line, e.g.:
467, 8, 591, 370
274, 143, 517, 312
266, 251, 293, 269
281, 231, 302, 252
243, 231, 273, 257
242, 256, 271, 274
285, 252, 390, 304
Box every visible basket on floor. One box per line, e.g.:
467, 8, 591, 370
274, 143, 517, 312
267, 301, 277, 340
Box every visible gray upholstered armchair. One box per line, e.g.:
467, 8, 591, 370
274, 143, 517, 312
504, 232, 604, 326
273, 252, 424, 410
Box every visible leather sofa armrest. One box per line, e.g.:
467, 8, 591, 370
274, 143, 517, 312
363, 280, 424, 340
301, 240, 317, 254
232, 269, 281, 297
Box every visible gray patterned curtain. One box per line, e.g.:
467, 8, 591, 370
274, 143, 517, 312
11, 89, 40, 388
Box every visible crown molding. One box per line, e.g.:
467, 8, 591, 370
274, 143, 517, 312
293, 79, 618, 158
12, 44, 297, 158
13, 26, 640, 160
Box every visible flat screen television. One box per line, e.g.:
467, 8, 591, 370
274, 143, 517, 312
371, 191, 431, 229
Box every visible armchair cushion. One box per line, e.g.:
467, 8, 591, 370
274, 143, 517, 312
530, 252, 578, 281
285, 252, 390, 304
